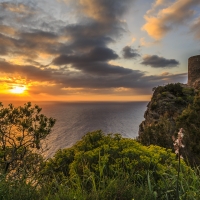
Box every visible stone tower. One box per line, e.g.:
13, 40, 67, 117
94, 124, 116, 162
188, 55, 200, 88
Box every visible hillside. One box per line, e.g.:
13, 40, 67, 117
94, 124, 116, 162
138, 83, 200, 165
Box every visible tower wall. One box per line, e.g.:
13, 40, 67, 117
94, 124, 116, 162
188, 55, 200, 86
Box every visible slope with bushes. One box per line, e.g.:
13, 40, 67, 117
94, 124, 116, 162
138, 83, 200, 165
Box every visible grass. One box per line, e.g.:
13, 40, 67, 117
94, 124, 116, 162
1, 162, 200, 200
1, 131, 200, 200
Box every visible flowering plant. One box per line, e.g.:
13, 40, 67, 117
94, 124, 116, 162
172, 128, 185, 199
172, 128, 184, 159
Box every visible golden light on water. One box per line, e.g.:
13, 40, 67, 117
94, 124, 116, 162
10, 85, 27, 94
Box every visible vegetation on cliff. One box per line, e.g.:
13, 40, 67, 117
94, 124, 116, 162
138, 83, 200, 165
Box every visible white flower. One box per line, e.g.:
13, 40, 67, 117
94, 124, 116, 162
172, 128, 185, 156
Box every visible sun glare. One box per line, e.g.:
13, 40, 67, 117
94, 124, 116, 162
10, 85, 27, 94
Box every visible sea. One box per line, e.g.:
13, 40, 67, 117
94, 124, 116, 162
4, 101, 148, 157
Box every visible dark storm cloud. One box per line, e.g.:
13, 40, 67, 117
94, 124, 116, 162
141, 55, 179, 68
0, 16, 4, 22
61, 22, 118, 51
0, 29, 63, 57
20, 30, 58, 42
0, 60, 53, 81
51, 0, 136, 77
0, 33, 16, 56
0, 59, 187, 95
0, 59, 140, 87
122, 46, 140, 59
58, 70, 187, 92
0, 45, 7, 55
72, 62, 133, 75
53, 47, 118, 64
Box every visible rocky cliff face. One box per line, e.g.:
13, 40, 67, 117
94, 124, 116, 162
138, 83, 195, 148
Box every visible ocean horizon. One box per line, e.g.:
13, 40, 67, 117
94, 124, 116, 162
2, 101, 148, 157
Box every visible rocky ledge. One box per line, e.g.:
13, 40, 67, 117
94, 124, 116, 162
138, 83, 195, 147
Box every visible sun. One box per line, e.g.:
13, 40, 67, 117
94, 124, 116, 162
10, 85, 27, 94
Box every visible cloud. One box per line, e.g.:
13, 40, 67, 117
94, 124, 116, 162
71, 62, 134, 75
146, 0, 168, 16
53, 47, 119, 65
0, 2, 34, 15
0, 28, 64, 58
139, 37, 159, 47
141, 55, 179, 68
122, 46, 140, 59
78, 0, 133, 23
61, 22, 120, 51
0, 25, 16, 36
0, 60, 53, 82
191, 17, 200, 39
0, 1, 131, 61
0, 0, 188, 98
0, 2, 65, 59
0, 59, 187, 96
142, 0, 200, 39
50, 0, 139, 78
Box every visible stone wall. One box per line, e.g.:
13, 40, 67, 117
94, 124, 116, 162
188, 55, 200, 88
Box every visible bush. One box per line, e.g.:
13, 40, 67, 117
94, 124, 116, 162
176, 94, 200, 165
42, 131, 192, 199
0, 175, 39, 200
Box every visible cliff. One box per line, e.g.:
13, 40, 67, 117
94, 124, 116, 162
138, 82, 200, 165
138, 83, 195, 148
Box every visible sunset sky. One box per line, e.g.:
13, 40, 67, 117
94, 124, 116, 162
0, 0, 200, 102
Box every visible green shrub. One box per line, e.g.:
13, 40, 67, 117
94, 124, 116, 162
42, 131, 192, 199
0, 175, 39, 200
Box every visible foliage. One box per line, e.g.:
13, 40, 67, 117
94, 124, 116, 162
176, 93, 200, 165
138, 113, 174, 148
138, 83, 195, 150
0, 174, 39, 200
139, 83, 200, 166
1, 129, 200, 199
154, 83, 193, 98
41, 130, 192, 199
151, 83, 194, 111
0, 102, 56, 176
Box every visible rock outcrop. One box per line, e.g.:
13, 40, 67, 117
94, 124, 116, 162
138, 83, 195, 147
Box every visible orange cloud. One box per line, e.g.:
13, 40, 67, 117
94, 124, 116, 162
0, 2, 34, 15
79, 0, 114, 23
140, 37, 159, 47
0, 25, 17, 36
142, 0, 200, 40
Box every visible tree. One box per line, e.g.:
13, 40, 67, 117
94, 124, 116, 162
0, 102, 56, 176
